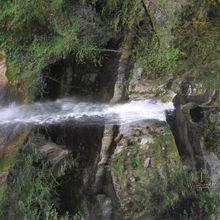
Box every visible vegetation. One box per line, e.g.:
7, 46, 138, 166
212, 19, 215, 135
1, 0, 219, 88
111, 127, 220, 220
0, 0, 146, 100
0, 126, 30, 172
87, 0, 142, 31
133, 35, 181, 78
136, 166, 220, 220
0, 154, 12, 172
203, 116, 220, 158
0, 153, 84, 220
0, 0, 142, 79
131, 0, 220, 89
174, 2, 220, 88
0, 0, 111, 100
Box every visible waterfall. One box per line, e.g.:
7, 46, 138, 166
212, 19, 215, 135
0, 98, 173, 125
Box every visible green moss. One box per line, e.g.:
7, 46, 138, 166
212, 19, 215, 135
111, 147, 127, 189
0, 126, 30, 172
111, 143, 145, 193
0, 154, 12, 172
149, 125, 179, 165
129, 143, 144, 170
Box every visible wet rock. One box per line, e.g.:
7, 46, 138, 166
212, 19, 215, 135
204, 153, 220, 190
128, 62, 176, 101
167, 97, 204, 169
110, 31, 134, 103
0, 171, 8, 185
37, 143, 71, 166
96, 194, 113, 220
144, 157, 151, 168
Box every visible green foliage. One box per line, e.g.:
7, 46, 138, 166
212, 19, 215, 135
203, 117, 220, 158
0, 0, 145, 100
88, 0, 142, 31
107, 0, 142, 31
0, 127, 30, 172
0, 0, 146, 101
135, 165, 220, 219
111, 147, 127, 188
133, 35, 181, 78
175, 8, 220, 88
0, 153, 84, 220
0, 0, 143, 84
0, 0, 102, 84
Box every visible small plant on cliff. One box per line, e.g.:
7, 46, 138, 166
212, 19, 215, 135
133, 35, 181, 78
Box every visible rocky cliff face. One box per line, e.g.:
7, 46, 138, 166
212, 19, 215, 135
0, 0, 220, 220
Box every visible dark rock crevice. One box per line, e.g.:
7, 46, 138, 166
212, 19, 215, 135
190, 106, 204, 122
41, 39, 121, 102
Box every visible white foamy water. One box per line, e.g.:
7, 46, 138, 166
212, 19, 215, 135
0, 98, 174, 125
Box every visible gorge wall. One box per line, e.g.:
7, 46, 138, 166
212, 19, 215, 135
0, 0, 220, 220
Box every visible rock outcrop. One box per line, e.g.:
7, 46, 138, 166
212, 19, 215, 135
84, 30, 135, 220
167, 83, 220, 187
0, 51, 7, 103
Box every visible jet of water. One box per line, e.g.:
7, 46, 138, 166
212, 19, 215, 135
0, 98, 174, 125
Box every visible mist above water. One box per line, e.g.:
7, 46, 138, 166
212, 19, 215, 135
0, 98, 173, 125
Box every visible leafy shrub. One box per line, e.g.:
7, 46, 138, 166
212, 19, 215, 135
203, 117, 220, 158
87, 0, 142, 31
135, 165, 220, 219
0, 153, 84, 220
0, 0, 108, 82
133, 35, 181, 78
